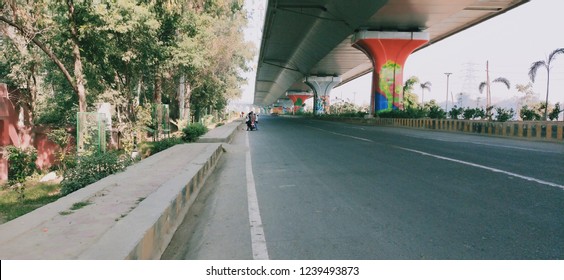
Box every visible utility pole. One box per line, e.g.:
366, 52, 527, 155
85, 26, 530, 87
444, 72, 452, 113
486, 61, 491, 112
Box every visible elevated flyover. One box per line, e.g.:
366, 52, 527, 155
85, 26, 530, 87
255, 0, 529, 115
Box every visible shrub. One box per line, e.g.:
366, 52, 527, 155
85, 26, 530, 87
495, 107, 515, 122
47, 127, 74, 172
60, 151, 132, 195
138, 137, 185, 158
520, 105, 542, 121
182, 123, 208, 142
462, 108, 476, 120
428, 105, 446, 119
548, 103, 562, 121
448, 106, 464, 120
377, 107, 427, 119
150, 137, 185, 154
4, 146, 38, 184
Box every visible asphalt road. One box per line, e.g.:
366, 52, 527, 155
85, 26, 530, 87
163, 115, 564, 260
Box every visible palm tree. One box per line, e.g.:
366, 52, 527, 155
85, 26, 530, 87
419, 81, 432, 104
403, 76, 419, 108
479, 77, 510, 108
528, 48, 564, 120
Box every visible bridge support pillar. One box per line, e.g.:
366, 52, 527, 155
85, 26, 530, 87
352, 31, 429, 116
287, 92, 314, 114
305, 76, 341, 115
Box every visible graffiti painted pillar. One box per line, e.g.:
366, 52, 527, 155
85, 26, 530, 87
305, 76, 341, 115
352, 31, 429, 116
287, 92, 314, 113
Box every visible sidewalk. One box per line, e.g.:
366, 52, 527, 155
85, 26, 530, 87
0, 120, 242, 259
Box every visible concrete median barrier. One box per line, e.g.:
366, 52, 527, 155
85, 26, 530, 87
0, 120, 242, 259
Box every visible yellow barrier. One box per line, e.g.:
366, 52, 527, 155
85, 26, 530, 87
368, 118, 564, 143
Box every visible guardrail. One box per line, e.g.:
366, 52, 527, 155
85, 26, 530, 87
320, 117, 564, 143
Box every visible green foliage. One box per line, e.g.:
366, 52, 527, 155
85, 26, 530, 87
34, 89, 79, 127
2, 0, 252, 138
548, 103, 562, 121
70, 201, 91, 211
427, 105, 446, 119
473, 108, 486, 120
330, 100, 366, 116
520, 105, 542, 121
182, 122, 208, 142
0, 182, 62, 222
495, 107, 515, 122
4, 146, 38, 185
60, 151, 132, 196
448, 106, 464, 120
462, 108, 477, 120
146, 137, 185, 156
377, 107, 426, 119
47, 128, 74, 172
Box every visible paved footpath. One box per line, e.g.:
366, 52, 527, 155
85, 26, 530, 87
0, 120, 242, 259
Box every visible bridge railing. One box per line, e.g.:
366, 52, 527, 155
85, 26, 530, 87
321, 116, 564, 142
377, 119, 564, 142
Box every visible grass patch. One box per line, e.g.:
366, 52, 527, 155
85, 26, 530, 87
56, 200, 92, 216
0, 182, 62, 223
70, 201, 91, 211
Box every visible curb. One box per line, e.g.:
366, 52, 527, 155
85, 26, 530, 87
0, 120, 242, 259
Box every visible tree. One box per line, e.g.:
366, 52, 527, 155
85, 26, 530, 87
479, 77, 511, 101
1, 0, 253, 136
479, 77, 510, 119
419, 81, 432, 104
402, 76, 419, 109
1, 0, 88, 112
528, 48, 564, 120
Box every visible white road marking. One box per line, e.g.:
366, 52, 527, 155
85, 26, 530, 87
309, 124, 563, 190
396, 146, 564, 191
245, 132, 269, 260
307, 126, 374, 142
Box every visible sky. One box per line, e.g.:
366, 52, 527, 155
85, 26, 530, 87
240, 0, 564, 110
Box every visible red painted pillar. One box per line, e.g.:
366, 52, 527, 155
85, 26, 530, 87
287, 93, 313, 113
352, 31, 429, 115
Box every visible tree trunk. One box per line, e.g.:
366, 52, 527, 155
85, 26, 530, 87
67, 0, 87, 112
544, 70, 550, 121
183, 79, 192, 122
154, 72, 163, 138
154, 72, 162, 104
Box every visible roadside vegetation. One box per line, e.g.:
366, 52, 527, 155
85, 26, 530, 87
0, 120, 211, 224
0, 1, 249, 223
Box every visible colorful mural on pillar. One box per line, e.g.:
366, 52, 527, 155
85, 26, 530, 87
314, 95, 330, 114
378, 61, 403, 111
352, 32, 429, 114
287, 94, 313, 113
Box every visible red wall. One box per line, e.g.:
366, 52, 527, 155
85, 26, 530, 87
1, 84, 61, 182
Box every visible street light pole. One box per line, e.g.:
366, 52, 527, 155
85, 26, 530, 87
444, 72, 452, 114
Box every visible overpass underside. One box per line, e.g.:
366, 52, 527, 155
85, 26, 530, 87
255, 0, 529, 115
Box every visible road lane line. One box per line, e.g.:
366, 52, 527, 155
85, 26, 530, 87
245, 132, 270, 260
306, 126, 374, 142
396, 146, 564, 190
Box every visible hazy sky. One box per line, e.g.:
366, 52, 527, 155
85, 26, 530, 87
242, 0, 564, 108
